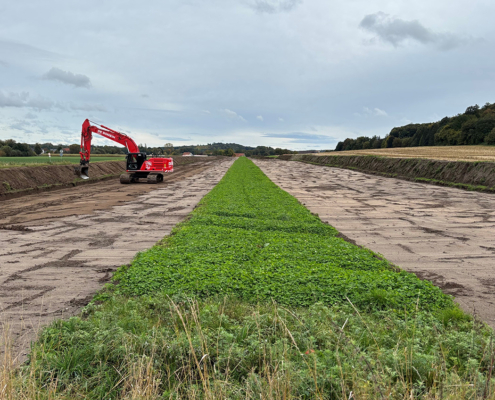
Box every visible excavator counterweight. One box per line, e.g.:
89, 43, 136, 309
76, 119, 173, 183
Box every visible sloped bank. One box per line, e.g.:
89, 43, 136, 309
278, 154, 495, 191
0, 156, 215, 199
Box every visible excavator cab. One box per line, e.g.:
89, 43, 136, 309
126, 152, 147, 171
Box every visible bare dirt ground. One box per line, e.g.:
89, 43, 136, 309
0, 158, 234, 360
255, 159, 495, 328
318, 145, 495, 162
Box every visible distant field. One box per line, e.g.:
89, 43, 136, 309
319, 146, 495, 162
0, 155, 125, 168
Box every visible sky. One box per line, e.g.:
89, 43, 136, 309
0, 0, 494, 150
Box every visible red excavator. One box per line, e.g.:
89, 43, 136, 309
76, 119, 173, 184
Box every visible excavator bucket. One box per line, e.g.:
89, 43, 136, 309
80, 166, 89, 179
74, 165, 89, 179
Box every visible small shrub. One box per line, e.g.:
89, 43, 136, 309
438, 307, 471, 326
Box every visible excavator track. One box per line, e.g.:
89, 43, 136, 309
147, 174, 159, 184
120, 173, 133, 184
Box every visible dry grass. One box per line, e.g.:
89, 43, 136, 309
318, 146, 495, 162
0, 297, 494, 400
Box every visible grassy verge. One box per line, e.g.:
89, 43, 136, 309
0, 155, 125, 168
7, 158, 495, 399
414, 177, 492, 191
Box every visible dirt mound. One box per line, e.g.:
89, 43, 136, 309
278, 154, 495, 190
0, 156, 218, 198
0, 161, 125, 196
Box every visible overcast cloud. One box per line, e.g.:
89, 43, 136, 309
42, 67, 91, 88
0, 0, 493, 149
247, 0, 302, 13
359, 12, 471, 50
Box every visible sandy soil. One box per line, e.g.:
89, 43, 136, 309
255, 159, 495, 328
318, 146, 495, 162
0, 158, 234, 360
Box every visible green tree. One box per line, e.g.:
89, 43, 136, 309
225, 148, 235, 157
34, 143, 42, 155
465, 104, 480, 116
0, 145, 12, 156
385, 135, 395, 148
69, 144, 80, 155
475, 116, 495, 143
486, 128, 495, 145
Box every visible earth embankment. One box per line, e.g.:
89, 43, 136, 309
0, 156, 214, 198
278, 154, 495, 190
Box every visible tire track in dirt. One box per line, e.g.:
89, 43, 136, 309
0, 159, 234, 361
255, 159, 495, 328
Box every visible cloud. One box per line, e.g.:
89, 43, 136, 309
42, 67, 91, 88
10, 121, 33, 134
141, 94, 149, 98
0, 91, 29, 107
28, 96, 55, 110
358, 106, 388, 117
278, 117, 284, 122
359, 12, 470, 50
69, 102, 107, 112
373, 107, 388, 116
262, 132, 335, 143
25, 112, 38, 119
246, 0, 302, 13
256, 115, 264, 121
0, 39, 61, 60
158, 136, 193, 141
0, 91, 54, 110
223, 108, 247, 122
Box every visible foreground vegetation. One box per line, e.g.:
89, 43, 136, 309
336, 102, 495, 151
5, 158, 494, 399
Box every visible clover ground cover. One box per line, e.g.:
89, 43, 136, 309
115, 157, 452, 312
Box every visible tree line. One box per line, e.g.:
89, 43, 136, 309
160, 143, 296, 156
335, 102, 495, 151
0, 139, 38, 157
0, 139, 296, 157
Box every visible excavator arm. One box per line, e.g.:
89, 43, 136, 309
78, 119, 140, 179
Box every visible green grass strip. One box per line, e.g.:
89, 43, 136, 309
115, 157, 452, 312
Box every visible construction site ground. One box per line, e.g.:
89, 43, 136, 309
0, 158, 234, 360
254, 159, 495, 329
3, 156, 495, 360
